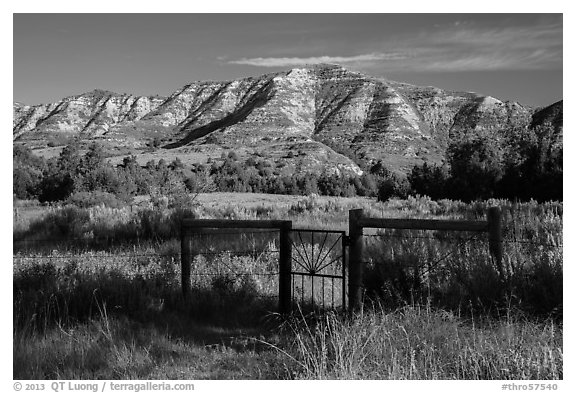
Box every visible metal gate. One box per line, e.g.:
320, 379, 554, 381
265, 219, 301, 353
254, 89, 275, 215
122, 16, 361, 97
289, 229, 347, 312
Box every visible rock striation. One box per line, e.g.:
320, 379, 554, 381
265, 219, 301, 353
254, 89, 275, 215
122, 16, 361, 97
13, 64, 562, 174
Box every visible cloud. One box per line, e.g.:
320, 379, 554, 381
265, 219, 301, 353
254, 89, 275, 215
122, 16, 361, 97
432, 23, 561, 49
227, 19, 562, 73
229, 52, 407, 67
419, 49, 562, 72
409, 22, 562, 72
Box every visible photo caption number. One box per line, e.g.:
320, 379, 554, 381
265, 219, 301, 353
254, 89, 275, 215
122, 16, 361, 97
503, 384, 559, 391
540, 384, 559, 390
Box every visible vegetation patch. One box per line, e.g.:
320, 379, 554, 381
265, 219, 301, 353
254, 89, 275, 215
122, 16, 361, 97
13, 196, 562, 379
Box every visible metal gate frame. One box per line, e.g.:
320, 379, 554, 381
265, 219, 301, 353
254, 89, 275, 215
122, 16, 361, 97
289, 229, 347, 312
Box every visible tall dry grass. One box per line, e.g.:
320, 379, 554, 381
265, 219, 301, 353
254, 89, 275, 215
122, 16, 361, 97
13, 194, 562, 379
283, 305, 562, 379
13, 241, 286, 379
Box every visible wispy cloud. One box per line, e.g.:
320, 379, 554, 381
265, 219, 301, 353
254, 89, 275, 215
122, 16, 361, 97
229, 52, 408, 67
419, 48, 562, 72
227, 20, 561, 73
415, 23, 562, 72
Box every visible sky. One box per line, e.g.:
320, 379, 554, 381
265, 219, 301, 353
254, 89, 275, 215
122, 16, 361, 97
13, 13, 562, 108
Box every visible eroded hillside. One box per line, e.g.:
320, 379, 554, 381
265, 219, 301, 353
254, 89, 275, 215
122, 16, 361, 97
13, 64, 562, 174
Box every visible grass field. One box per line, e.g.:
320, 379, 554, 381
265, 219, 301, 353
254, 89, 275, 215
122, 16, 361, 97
13, 193, 563, 379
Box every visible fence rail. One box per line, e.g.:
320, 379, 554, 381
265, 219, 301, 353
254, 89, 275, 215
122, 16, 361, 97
347, 207, 503, 315
357, 217, 489, 232
181, 219, 289, 229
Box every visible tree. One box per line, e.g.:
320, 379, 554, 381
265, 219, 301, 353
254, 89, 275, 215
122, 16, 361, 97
81, 143, 106, 172
38, 144, 82, 202
408, 163, 450, 200
13, 164, 41, 199
369, 160, 392, 178
498, 123, 562, 201
119, 156, 153, 195
377, 174, 410, 202
447, 137, 503, 201
299, 174, 320, 195
56, 143, 82, 173
13, 145, 45, 200
356, 173, 378, 197
38, 169, 75, 202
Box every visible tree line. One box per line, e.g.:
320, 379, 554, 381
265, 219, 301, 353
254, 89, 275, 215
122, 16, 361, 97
13, 144, 382, 207
407, 123, 562, 202
13, 123, 562, 207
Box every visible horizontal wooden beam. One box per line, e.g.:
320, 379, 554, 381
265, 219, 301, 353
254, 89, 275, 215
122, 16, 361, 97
182, 219, 291, 229
358, 217, 488, 232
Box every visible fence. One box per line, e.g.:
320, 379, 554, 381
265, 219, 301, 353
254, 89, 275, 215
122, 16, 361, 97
181, 219, 292, 313
347, 207, 503, 314
180, 208, 503, 315
13, 205, 561, 317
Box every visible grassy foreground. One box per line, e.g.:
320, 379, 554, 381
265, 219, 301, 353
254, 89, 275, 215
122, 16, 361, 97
13, 194, 562, 379
288, 305, 561, 379
14, 305, 562, 380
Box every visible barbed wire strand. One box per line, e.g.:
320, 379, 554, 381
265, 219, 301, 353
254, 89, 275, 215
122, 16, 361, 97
13, 230, 280, 244
13, 250, 279, 259
363, 232, 481, 278
362, 233, 558, 247
418, 232, 481, 278
190, 230, 281, 236
190, 272, 279, 277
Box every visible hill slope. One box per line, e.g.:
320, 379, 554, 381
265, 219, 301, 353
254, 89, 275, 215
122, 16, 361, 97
13, 64, 562, 174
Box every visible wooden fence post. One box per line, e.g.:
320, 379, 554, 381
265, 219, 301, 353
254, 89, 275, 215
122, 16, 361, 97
279, 221, 293, 314
348, 209, 364, 315
181, 226, 192, 298
487, 207, 504, 279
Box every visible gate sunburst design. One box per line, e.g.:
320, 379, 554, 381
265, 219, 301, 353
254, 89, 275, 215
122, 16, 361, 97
290, 229, 346, 311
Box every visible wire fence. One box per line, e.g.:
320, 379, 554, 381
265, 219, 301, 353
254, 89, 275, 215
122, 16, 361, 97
13, 230, 560, 264
362, 231, 561, 246
13, 221, 561, 306
362, 228, 561, 247
13, 229, 283, 299
359, 225, 561, 286
355, 219, 562, 309
362, 231, 483, 275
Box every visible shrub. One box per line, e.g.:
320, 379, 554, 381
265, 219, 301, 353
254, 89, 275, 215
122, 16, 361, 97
13, 164, 42, 199
67, 191, 127, 209
448, 137, 504, 201
377, 175, 410, 202
408, 163, 450, 200
24, 205, 92, 238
